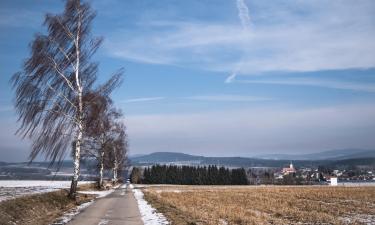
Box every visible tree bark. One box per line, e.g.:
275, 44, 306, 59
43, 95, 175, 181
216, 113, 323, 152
69, 124, 82, 198
99, 149, 104, 188
69, 8, 82, 198
112, 147, 118, 183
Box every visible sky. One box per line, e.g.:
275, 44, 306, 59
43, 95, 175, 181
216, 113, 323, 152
0, 0, 375, 162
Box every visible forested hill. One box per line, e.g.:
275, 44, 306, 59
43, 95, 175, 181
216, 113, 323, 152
130, 151, 375, 168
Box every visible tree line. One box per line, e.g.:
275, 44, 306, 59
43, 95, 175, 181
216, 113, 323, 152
11, 0, 127, 198
131, 165, 249, 185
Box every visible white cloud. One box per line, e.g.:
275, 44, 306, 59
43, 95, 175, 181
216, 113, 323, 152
184, 95, 271, 102
226, 0, 252, 83
237, 78, 375, 92
105, 1, 375, 74
121, 97, 165, 103
236, 0, 251, 30
126, 104, 375, 156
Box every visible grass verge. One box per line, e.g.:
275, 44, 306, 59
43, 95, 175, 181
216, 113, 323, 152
0, 190, 95, 225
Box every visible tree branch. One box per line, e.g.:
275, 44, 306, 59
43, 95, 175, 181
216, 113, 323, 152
48, 36, 77, 71
47, 55, 76, 93
47, 84, 77, 110
57, 17, 74, 40
45, 109, 80, 126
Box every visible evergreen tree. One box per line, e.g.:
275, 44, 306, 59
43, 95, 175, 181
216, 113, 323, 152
130, 167, 142, 184
141, 164, 249, 185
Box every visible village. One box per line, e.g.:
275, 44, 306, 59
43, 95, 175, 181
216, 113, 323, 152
247, 162, 375, 185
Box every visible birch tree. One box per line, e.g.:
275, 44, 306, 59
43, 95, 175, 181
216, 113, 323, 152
106, 122, 128, 183
81, 92, 118, 188
11, 0, 122, 198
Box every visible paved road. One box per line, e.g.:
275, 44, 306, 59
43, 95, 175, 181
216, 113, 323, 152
67, 185, 143, 225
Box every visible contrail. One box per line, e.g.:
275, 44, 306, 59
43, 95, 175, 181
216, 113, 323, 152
225, 0, 251, 83
236, 0, 251, 30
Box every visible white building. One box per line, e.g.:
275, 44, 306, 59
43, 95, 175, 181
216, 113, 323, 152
330, 177, 338, 186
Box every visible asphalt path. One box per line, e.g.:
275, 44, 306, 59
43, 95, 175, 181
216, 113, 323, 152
67, 185, 143, 225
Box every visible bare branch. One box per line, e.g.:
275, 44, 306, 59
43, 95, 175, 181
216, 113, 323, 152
56, 17, 74, 40
47, 84, 77, 110
48, 36, 76, 71
45, 109, 80, 126
47, 55, 76, 92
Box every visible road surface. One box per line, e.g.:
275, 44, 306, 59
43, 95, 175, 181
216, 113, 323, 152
67, 185, 143, 225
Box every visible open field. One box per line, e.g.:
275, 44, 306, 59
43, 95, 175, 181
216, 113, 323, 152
140, 185, 375, 225
0, 180, 94, 202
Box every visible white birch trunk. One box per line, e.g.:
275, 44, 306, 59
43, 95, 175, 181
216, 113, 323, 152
99, 149, 104, 188
70, 121, 82, 197
113, 163, 118, 183
112, 147, 118, 183
69, 8, 82, 198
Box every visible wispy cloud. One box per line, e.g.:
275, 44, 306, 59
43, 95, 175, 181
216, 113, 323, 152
121, 97, 165, 103
237, 78, 375, 92
121, 95, 271, 103
105, 1, 375, 74
185, 95, 271, 102
236, 0, 251, 29
226, 0, 252, 83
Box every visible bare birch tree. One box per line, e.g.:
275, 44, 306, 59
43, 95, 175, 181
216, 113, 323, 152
11, 0, 122, 198
85, 104, 128, 185
81, 92, 118, 188
106, 121, 128, 183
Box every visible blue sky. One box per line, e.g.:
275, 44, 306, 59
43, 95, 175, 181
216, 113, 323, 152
1, 0, 375, 161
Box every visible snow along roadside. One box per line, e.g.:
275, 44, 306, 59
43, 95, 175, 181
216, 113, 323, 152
51, 185, 119, 225
131, 185, 169, 225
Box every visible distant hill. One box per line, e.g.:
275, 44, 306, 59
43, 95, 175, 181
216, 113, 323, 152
129, 151, 375, 168
130, 152, 286, 167
131, 152, 203, 164
255, 149, 375, 160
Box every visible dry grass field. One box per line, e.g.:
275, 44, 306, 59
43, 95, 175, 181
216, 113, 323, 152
141, 185, 375, 225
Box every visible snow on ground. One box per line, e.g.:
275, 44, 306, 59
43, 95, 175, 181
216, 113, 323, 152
0, 180, 77, 188
52, 184, 120, 225
132, 186, 169, 225
0, 180, 93, 202
51, 200, 94, 225
77, 184, 120, 198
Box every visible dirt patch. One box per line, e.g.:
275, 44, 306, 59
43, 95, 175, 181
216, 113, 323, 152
0, 190, 95, 225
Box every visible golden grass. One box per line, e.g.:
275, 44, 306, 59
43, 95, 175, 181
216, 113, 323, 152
142, 185, 375, 225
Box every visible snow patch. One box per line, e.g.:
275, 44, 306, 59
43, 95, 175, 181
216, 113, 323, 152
51, 200, 94, 225
78, 190, 114, 198
77, 183, 120, 198
132, 187, 169, 225
51, 184, 120, 224
97, 219, 109, 225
